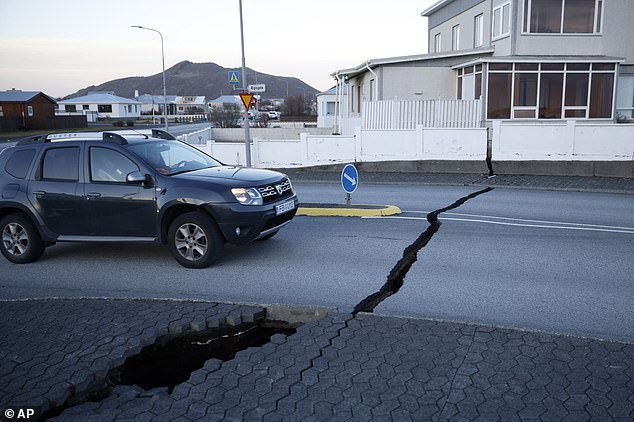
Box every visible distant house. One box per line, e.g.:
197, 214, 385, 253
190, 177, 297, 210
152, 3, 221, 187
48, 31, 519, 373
207, 95, 242, 110
135, 94, 178, 116
175, 96, 206, 115
317, 86, 347, 129
0, 89, 57, 131
58, 92, 141, 121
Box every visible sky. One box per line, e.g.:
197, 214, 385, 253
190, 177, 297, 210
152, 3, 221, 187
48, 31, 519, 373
0, 0, 437, 98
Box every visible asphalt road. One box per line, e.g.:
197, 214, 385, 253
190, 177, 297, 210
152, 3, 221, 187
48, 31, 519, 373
1, 182, 633, 343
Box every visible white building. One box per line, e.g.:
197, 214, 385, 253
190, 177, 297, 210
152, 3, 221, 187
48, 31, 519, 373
58, 92, 141, 121
329, 0, 634, 176
317, 86, 348, 130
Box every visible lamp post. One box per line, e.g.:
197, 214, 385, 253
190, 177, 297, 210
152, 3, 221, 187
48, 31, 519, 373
239, 0, 252, 167
131, 25, 168, 132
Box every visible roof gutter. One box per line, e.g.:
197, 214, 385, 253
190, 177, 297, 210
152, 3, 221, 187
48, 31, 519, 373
365, 61, 378, 101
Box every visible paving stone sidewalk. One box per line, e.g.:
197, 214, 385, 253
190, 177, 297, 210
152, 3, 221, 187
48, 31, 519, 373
1, 299, 632, 421
284, 170, 634, 194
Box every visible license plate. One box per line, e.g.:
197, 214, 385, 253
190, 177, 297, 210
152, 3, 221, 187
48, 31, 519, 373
275, 200, 295, 216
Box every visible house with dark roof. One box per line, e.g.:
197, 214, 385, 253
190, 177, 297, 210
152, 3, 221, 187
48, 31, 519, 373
0, 90, 57, 131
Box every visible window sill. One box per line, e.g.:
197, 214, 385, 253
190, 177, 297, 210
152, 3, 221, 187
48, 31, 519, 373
491, 33, 510, 42
520, 32, 602, 37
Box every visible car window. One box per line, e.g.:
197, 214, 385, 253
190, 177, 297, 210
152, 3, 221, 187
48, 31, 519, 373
42, 147, 79, 181
90, 147, 139, 183
5, 149, 36, 179
127, 141, 220, 175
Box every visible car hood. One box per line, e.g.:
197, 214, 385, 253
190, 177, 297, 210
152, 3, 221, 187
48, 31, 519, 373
173, 166, 284, 185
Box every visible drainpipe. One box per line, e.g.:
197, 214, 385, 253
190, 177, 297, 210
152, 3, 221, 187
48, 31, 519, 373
334, 73, 341, 135
511, 0, 518, 55
365, 61, 378, 101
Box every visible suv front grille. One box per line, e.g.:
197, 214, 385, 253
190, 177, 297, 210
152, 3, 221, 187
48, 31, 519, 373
258, 178, 293, 203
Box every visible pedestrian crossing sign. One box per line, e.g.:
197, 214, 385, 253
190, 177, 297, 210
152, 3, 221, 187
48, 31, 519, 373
228, 71, 240, 85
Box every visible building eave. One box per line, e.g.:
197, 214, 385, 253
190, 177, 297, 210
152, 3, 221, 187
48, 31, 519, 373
421, 0, 454, 17
451, 55, 626, 69
332, 48, 495, 80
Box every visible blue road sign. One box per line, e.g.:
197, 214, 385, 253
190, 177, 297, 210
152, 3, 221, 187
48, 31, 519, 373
228, 71, 240, 85
341, 164, 359, 194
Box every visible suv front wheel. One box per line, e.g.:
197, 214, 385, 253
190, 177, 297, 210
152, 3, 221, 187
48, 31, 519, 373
167, 212, 224, 268
0, 213, 45, 264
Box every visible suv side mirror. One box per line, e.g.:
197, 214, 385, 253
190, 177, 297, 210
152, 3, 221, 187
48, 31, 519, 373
127, 171, 151, 185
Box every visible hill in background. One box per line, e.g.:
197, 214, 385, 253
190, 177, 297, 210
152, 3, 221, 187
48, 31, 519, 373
65, 60, 320, 100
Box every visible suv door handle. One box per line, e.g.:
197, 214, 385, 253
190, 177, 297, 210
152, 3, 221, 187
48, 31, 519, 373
86, 192, 101, 200
32, 190, 46, 198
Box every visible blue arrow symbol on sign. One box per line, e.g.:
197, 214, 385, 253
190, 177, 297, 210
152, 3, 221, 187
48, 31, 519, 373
343, 172, 357, 187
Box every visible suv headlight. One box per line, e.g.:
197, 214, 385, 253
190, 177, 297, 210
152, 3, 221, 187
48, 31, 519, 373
231, 187, 263, 206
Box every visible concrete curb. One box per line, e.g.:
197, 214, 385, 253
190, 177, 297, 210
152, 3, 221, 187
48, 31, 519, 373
297, 204, 402, 217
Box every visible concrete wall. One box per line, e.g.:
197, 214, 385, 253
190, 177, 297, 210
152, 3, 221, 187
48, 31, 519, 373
492, 120, 634, 161
211, 127, 332, 142
196, 126, 487, 169
381, 67, 456, 101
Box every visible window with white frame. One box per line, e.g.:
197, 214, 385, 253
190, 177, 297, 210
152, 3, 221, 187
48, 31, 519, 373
326, 101, 335, 115
434, 33, 441, 53
452, 25, 460, 50
487, 62, 616, 120
456, 65, 483, 100
523, 0, 603, 34
474, 14, 484, 47
492, 2, 511, 40
370, 79, 375, 101
0, 105, 3, 117
616, 74, 634, 121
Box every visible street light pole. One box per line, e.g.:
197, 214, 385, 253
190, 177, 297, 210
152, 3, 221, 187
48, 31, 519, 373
131, 25, 169, 132
239, 0, 252, 167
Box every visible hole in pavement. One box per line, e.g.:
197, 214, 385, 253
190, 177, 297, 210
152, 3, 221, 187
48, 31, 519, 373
109, 322, 296, 393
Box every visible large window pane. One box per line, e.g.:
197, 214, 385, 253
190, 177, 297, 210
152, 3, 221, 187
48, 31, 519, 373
493, 8, 501, 37
474, 14, 483, 47
502, 4, 510, 34
475, 74, 482, 100
565, 73, 589, 106
539, 73, 564, 118
514, 73, 538, 106
616, 75, 634, 120
487, 73, 512, 119
563, 0, 595, 33
531, 0, 562, 33
589, 73, 614, 118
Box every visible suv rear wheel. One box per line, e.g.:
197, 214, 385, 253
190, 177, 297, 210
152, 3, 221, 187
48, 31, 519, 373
167, 212, 223, 268
0, 213, 45, 264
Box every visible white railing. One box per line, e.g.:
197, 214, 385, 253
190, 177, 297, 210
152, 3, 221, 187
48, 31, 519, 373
363, 99, 482, 129
177, 127, 212, 144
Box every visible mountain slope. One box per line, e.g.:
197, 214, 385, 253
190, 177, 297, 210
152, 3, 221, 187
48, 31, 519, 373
66, 61, 320, 100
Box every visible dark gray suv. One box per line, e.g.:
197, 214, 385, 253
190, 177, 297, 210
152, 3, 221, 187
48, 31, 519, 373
0, 130, 298, 268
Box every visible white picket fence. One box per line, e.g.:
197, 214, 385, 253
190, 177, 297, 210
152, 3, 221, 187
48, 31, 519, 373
363, 99, 482, 129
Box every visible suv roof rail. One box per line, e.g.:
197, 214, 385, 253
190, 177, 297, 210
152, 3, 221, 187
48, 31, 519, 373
151, 129, 176, 140
16, 135, 47, 145
102, 132, 128, 145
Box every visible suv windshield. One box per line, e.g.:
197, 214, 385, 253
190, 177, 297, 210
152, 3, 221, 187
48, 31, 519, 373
127, 140, 221, 175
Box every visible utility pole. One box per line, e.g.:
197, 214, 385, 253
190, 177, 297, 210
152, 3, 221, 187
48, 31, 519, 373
239, 0, 252, 167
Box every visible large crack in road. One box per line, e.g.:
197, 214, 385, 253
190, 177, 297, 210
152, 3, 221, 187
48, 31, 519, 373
353, 187, 494, 315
